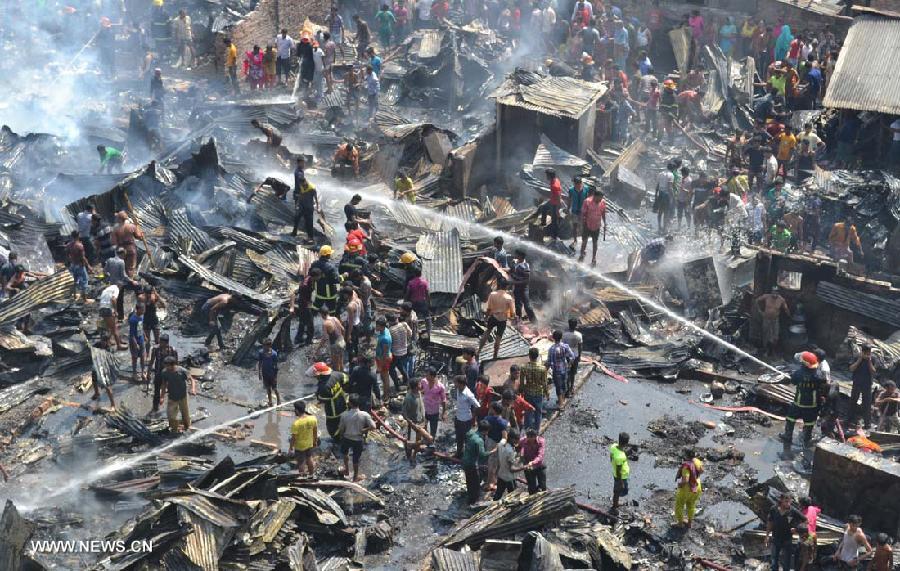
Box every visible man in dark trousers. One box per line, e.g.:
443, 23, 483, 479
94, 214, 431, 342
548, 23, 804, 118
292, 168, 320, 238
461, 420, 493, 504
849, 345, 878, 429
779, 351, 826, 447
146, 334, 178, 415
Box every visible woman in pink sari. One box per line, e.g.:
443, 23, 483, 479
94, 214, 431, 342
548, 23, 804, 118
243, 45, 265, 90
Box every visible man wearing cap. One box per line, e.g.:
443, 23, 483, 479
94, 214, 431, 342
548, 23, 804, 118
258, 338, 281, 407
339, 239, 369, 276
311, 246, 342, 313
147, 333, 178, 415
313, 361, 348, 437
160, 355, 196, 433
659, 79, 678, 143
780, 351, 826, 447
291, 166, 319, 238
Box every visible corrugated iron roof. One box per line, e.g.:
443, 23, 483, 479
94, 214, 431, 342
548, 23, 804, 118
816, 281, 900, 327
442, 200, 481, 239
0, 378, 48, 414
179, 255, 276, 308
441, 488, 577, 548
432, 548, 479, 571
478, 324, 531, 362
0, 270, 74, 325
416, 229, 463, 295
773, 0, 845, 17
386, 200, 442, 232
91, 347, 121, 394
490, 69, 607, 119
532, 134, 589, 170
418, 29, 445, 58
822, 16, 900, 114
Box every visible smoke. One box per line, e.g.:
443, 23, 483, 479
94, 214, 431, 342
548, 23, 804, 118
0, 6, 122, 145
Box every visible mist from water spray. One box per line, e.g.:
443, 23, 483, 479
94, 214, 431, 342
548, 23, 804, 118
18, 393, 316, 512
22, 171, 781, 511
312, 177, 782, 376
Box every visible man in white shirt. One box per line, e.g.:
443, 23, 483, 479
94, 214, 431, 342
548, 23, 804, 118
493, 429, 520, 500
274, 29, 295, 86
312, 41, 325, 99
454, 375, 479, 458
365, 66, 380, 123
764, 148, 779, 187
76, 204, 96, 265
561, 318, 583, 398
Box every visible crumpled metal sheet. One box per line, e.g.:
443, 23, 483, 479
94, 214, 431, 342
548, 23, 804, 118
279, 486, 348, 527
0, 270, 74, 325
416, 229, 463, 295
178, 255, 276, 308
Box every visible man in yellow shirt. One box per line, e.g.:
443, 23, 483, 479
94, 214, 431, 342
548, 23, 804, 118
776, 126, 797, 172
288, 401, 319, 475
394, 170, 415, 203
610, 432, 630, 512
223, 38, 239, 94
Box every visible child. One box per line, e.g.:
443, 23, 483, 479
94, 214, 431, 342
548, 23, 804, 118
871, 533, 894, 571
796, 523, 817, 571
257, 339, 281, 406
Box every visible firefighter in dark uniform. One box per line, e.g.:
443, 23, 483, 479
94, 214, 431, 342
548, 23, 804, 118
339, 239, 369, 276
312, 361, 347, 437
391, 251, 422, 287
311, 245, 342, 313
779, 351, 827, 447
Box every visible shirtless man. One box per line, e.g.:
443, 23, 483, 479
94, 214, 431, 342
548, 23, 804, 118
756, 288, 791, 358
340, 286, 363, 362
111, 212, 144, 278
250, 119, 283, 147
203, 293, 233, 350
318, 308, 346, 372
477, 280, 515, 361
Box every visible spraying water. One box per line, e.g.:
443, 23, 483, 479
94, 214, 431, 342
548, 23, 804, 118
311, 178, 783, 376
22, 171, 780, 510
19, 393, 316, 511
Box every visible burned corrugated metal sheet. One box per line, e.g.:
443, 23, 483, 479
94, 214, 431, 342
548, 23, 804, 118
416, 229, 463, 295
441, 488, 577, 548
816, 281, 900, 328
208, 227, 272, 253
774, 0, 845, 17
478, 325, 531, 362
0, 378, 48, 414
822, 17, 900, 114
417, 29, 445, 59
279, 486, 349, 527
250, 187, 294, 227
533, 134, 589, 170
179, 255, 276, 308
177, 506, 233, 571
669, 27, 692, 76
249, 500, 295, 544
432, 548, 479, 571
0, 270, 74, 325
165, 203, 215, 254
246, 247, 300, 284
442, 200, 480, 239
491, 70, 607, 119
386, 200, 442, 232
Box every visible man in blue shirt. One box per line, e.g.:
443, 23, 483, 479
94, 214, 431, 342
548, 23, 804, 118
366, 46, 382, 76
568, 177, 589, 250
257, 338, 281, 407
129, 303, 146, 381
374, 317, 393, 399
546, 330, 575, 406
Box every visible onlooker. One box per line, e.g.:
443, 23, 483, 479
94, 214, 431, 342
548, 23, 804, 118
288, 401, 318, 476
160, 356, 196, 433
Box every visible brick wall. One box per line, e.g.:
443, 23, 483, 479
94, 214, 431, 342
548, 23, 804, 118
219, 0, 330, 66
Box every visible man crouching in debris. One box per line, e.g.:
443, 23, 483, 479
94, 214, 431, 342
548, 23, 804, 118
159, 356, 196, 433
779, 351, 826, 449
202, 293, 233, 351
250, 119, 283, 147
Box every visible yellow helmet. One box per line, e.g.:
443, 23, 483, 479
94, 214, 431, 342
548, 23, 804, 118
319, 245, 334, 257
400, 252, 417, 264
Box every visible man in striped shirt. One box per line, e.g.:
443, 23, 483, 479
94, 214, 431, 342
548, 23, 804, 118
519, 348, 548, 431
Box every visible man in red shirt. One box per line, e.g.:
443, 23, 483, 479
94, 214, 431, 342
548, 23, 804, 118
580, 188, 607, 266
540, 168, 563, 240
677, 88, 704, 126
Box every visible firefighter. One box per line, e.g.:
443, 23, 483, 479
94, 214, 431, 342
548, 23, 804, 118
310, 245, 342, 313
312, 361, 348, 437
392, 251, 422, 287
339, 239, 369, 276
